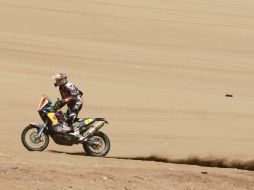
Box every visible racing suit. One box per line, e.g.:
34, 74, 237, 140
59, 82, 83, 125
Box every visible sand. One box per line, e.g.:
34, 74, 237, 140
0, 0, 254, 189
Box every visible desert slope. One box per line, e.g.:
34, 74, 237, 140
0, 0, 254, 189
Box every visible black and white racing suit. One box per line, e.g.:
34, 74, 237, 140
59, 82, 83, 125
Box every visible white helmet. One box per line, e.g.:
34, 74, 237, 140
52, 73, 68, 87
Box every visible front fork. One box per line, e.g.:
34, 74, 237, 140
37, 124, 46, 137
30, 121, 48, 140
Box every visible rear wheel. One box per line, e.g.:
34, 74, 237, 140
83, 132, 110, 157
21, 125, 49, 151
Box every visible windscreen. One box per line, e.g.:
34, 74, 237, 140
38, 95, 49, 111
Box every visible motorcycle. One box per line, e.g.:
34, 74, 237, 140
21, 95, 110, 157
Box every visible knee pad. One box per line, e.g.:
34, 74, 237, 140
69, 113, 77, 123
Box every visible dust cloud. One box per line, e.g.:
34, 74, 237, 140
110, 155, 254, 171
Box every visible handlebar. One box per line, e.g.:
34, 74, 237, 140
53, 98, 64, 112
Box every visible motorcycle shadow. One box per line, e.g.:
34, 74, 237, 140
48, 150, 87, 156
47, 150, 141, 161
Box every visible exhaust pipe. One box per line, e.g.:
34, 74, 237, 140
82, 121, 105, 139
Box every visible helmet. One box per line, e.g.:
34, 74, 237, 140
52, 73, 68, 87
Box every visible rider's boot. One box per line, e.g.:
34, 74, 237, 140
69, 122, 85, 141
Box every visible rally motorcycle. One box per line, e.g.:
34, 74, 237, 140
21, 95, 110, 157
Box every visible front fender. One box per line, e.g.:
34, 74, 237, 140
29, 123, 48, 135
29, 123, 44, 129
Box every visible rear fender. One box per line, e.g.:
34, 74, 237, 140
79, 118, 108, 134
95, 118, 109, 124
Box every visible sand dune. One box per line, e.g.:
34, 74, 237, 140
0, 0, 254, 189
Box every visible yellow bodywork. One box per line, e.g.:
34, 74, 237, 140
47, 113, 59, 125
84, 118, 94, 125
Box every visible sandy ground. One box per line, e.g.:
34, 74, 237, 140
0, 0, 254, 189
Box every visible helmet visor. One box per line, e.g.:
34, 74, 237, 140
52, 74, 59, 87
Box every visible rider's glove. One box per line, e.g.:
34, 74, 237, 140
58, 99, 66, 108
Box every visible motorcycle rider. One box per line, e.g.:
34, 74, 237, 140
52, 73, 84, 140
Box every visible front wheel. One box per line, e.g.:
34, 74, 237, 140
21, 125, 49, 151
83, 132, 110, 157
